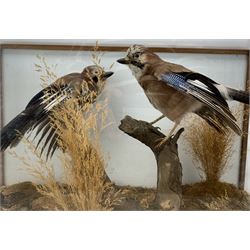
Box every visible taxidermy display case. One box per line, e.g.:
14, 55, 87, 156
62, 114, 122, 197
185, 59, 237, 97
0, 41, 249, 210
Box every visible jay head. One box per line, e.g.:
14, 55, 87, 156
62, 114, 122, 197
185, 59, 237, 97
118, 44, 249, 137
82, 65, 114, 91
117, 45, 155, 80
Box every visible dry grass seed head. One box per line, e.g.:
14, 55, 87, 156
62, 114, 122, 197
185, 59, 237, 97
183, 107, 240, 182
35, 55, 58, 88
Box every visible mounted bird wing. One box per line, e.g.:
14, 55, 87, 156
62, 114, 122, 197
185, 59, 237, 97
25, 78, 75, 159
159, 72, 241, 135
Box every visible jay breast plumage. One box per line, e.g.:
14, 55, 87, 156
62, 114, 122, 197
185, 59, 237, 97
117, 44, 249, 136
0, 65, 113, 158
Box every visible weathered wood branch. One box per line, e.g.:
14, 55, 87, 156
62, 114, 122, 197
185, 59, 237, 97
118, 115, 184, 210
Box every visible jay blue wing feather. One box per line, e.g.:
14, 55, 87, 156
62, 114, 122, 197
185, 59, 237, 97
160, 72, 242, 135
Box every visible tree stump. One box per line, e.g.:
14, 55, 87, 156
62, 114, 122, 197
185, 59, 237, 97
118, 115, 184, 210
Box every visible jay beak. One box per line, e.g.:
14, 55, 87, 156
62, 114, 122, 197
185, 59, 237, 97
117, 44, 249, 137
117, 58, 130, 65
103, 71, 114, 79
0, 65, 114, 158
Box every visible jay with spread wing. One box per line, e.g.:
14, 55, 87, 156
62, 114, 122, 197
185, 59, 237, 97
117, 45, 249, 137
0, 65, 113, 158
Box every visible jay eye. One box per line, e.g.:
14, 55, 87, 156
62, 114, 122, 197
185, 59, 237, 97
134, 53, 140, 58
92, 76, 98, 83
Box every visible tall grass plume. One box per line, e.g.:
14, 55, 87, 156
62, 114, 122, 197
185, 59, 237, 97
183, 109, 241, 182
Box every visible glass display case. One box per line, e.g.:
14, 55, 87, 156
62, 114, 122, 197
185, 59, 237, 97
0, 41, 249, 210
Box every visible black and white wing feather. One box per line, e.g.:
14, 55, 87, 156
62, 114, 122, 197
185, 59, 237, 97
27, 83, 74, 158
1, 81, 74, 158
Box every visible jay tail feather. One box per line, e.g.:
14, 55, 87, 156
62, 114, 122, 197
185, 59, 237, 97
227, 87, 249, 104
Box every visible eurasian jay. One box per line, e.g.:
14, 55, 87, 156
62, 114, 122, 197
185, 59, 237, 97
117, 45, 249, 138
1, 65, 113, 158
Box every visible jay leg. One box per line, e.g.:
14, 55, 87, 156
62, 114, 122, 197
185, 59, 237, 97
150, 115, 165, 125
157, 122, 179, 147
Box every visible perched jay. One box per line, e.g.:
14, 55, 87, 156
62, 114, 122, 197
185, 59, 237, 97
0, 65, 113, 158
117, 45, 249, 137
